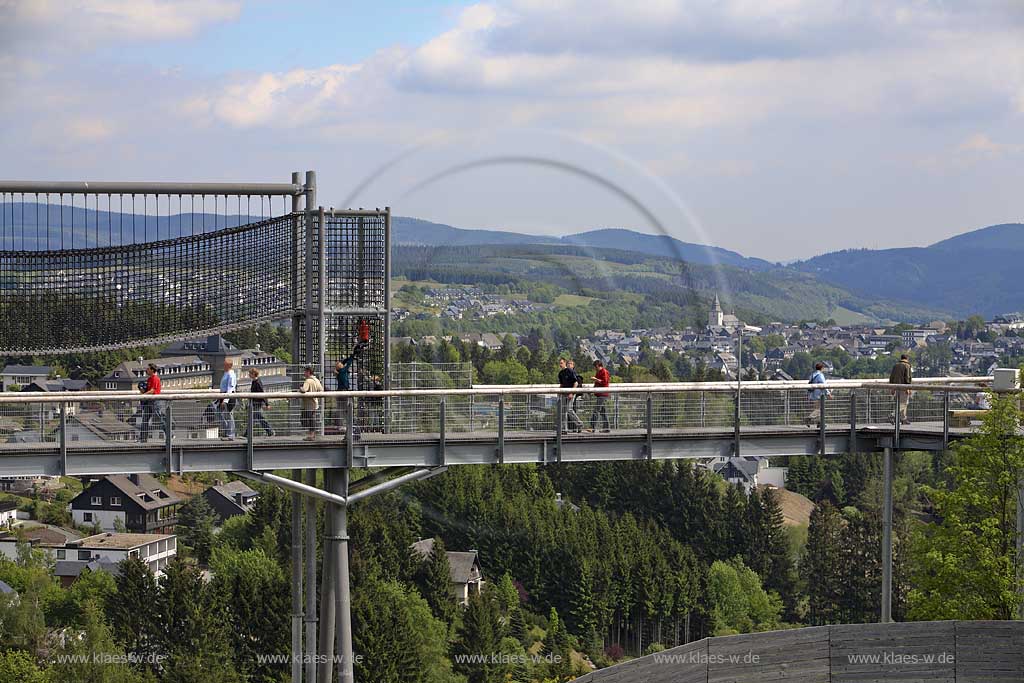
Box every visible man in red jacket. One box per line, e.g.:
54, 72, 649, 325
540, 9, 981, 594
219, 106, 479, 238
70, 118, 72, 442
588, 360, 611, 433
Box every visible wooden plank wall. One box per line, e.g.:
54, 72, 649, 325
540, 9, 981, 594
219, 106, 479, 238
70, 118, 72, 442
574, 621, 1024, 682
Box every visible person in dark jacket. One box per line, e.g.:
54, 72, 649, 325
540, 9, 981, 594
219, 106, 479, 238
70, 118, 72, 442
557, 358, 583, 433
334, 355, 360, 438
888, 354, 913, 424
568, 359, 584, 414
248, 368, 274, 436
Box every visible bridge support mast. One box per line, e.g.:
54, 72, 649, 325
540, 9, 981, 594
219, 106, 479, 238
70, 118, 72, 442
881, 446, 893, 623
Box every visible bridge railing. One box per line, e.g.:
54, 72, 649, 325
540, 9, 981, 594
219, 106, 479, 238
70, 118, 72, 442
0, 377, 992, 451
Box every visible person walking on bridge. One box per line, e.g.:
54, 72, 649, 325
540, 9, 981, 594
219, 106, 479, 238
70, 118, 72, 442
139, 363, 167, 443
805, 362, 831, 427
300, 366, 325, 441
588, 359, 611, 433
216, 359, 238, 440
248, 368, 274, 437
888, 354, 913, 425
558, 358, 583, 434
335, 355, 360, 439
568, 359, 584, 416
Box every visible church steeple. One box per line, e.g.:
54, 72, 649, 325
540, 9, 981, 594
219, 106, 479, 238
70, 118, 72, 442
709, 293, 724, 327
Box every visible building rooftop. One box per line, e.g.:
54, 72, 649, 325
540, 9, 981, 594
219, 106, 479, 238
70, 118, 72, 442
94, 474, 182, 511
72, 532, 176, 550
0, 523, 81, 546
54, 558, 123, 579
1, 365, 52, 376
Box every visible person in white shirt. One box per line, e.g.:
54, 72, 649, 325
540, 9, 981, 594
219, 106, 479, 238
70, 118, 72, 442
217, 358, 238, 440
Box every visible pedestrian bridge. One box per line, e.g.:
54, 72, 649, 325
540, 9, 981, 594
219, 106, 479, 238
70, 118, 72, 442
0, 377, 990, 478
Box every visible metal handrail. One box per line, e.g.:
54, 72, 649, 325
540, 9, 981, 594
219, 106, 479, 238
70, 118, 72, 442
0, 180, 306, 195
0, 378, 993, 404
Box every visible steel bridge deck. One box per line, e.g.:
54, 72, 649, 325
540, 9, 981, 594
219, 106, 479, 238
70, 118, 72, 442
0, 422, 967, 478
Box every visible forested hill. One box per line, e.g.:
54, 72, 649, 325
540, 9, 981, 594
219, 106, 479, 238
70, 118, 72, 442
394, 243, 947, 325
392, 217, 773, 271
792, 223, 1024, 318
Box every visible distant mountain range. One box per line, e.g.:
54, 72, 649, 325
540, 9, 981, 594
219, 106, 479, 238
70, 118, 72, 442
792, 223, 1024, 318
4, 202, 1022, 319
393, 217, 774, 271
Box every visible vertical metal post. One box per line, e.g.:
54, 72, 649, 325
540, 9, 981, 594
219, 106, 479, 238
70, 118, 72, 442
165, 402, 173, 460
700, 391, 706, 429
646, 392, 654, 460
333, 469, 353, 683
942, 390, 950, 449
303, 171, 317, 369
849, 390, 858, 453
819, 393, 827, 456
384, 208, 392, 436
318, 206, 327, 438
1017, 469, 1024, 620
893, 390, 901, 449
246, 399, 255, 470
497, 396, 505, 464
553, 396, 564, 464
439, 398, 447, 467
733, 389, 741, 457
613, 394, 620, 430
291, 172, 303, 436
784, 390, 790, 426
345, 399, 355, 469
59, 402, 67, 476
304, 469, 318, 683
881, 446, 893, 623
317, 470, 336, 683
290, 469, 303, 683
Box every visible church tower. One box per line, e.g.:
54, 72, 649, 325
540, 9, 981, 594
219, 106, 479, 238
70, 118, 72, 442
709, 293, 724, 327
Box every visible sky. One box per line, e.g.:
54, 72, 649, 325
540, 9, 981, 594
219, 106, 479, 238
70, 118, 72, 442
1, 0, 1022, 261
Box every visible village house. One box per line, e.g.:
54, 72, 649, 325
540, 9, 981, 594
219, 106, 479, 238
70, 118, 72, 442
70, 474, 181, 534
410, 538, 485, 606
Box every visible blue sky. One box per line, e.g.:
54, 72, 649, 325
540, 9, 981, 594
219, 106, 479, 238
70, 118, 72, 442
1, 0, 1022, 261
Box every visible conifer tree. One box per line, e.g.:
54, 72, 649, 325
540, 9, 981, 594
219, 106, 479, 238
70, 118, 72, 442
415, 537, 457, 627
106, 557, 161, 669
802, 501, 844, 625
176, 493, 217, 565
158, 558, 240, 682
452, 592, 505, 683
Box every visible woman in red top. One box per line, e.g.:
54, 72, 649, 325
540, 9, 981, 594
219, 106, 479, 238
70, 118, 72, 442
139, 363, 166, 442
588, 360, 611, 432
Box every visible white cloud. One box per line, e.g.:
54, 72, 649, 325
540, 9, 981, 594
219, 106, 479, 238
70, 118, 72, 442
957, 133, 1024, 157
0, 0, 241, 49
66, 117, 114, 142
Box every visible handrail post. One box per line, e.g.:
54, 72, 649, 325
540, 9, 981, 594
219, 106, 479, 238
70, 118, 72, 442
497, 396, 505, 464
893, 390, 901, 449
345, 399, 355, 469
438, 398, 446, 467
246, 398, 255, 471
733, 389, 741, 456
646, 392, 653, 460
818, 393, 826, 455
942, 390, 950, 450
164, 401, 173, 463
59, 402, 67, 477
554, 396, 562, 464
849, 389, 857, 453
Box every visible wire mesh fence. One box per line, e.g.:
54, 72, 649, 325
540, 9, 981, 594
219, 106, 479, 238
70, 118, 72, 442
0, 382, 990, 450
